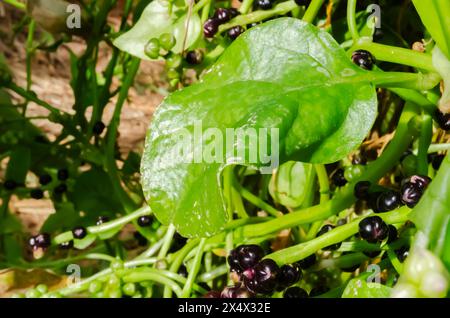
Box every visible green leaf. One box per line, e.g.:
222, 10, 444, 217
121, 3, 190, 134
410, 153, 450, 265
269, 161, 313, 209
113, 0, 201, 59
342, 278, 391, 298
6, 148, 31, 184
41, 202, 81, 233
70, 168, 123, 221
0, 213, 22, 235
412, 0, 450, 59
141, 18, 377, 237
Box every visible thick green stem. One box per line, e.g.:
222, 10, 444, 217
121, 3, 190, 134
302, 0, 325, 24
347, 0, 359, 41
181, 238, 206, 297
239, 0, 254, 14
267, 207, 411, 265
417, 115, 433, 175
157, 224, 176, 259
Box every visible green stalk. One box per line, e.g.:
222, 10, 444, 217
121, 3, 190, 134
305, 164, 329, 240
417, 115, 433, 175
3, 0, 26, 10
350, 41, 436, 72
25, 20, 35, 93
239, 0, 254, 14
267, 207, 411, 265
181, 238, 207, 297
157, 224, 176, 259
233, 179, 280, 217
122, 272, 183, 298
347, 0, 359, 41
302, 0, 325, 24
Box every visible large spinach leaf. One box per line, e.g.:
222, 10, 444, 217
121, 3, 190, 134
141, 18, 377, 237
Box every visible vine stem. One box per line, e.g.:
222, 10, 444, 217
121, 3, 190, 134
3, 0, 25, 10
302, 0, 325, 24
157, 224, 176, 259
181, 238, 207, 297
239, 0, 254, 14
417, 115, 432, 175
267, 207, 411, 265
350, 41, 436, 72
347, 0, 359, 42
305, 164, 329, 240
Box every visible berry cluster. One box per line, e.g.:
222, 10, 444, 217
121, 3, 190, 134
353, 174, 431, 213
220, 245, 303, 297
203, 8, 242, 40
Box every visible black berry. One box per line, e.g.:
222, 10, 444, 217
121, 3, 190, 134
227, 249, 243, 273
30, 189, 44, 199
297, 254, 316, 270
256, 0, 273, 10
39, 174, 52, 185
387, 225, 398, 243
244, 259, 280, 294
430, 154, 445, 170
277, 264, 302, 290
178, 265, 188, 278
96, 216, 110, 226
316, 224, 341, 250
92, 121, 106, 135
435, 109, 450, 131
358, 216, 389, 243
331, 168, 347, 187
409, 175, 431, 190
203, 19, 219, 38
395, 245, 409, 262
137, 215, 152, 227
375, 191, 401, 212
354, 181, 371, 200
400, 182, 422, 208
236, 244, 265, 270
213, 8, 232, 23
57, 168, 69, 181
204, 291, 221, 298
72, 226, 88, 239
185, 50, 203, 65
34, 233, 51, 248
367, 191, 383, 212
28, 236, 37, 248
54, 183, 67, 194
221, 285, 253, 298
59, 240, 74, 249
351, 50, 375, 70
294, 0, 311, 6
228, 26, 244, 40
283, 287, 308, 298
4, 180, 17, 190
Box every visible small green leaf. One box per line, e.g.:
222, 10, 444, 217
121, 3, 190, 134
113, 0, 201, 59
269, 161, 313, 208
6, 148, 31, 184
141, 18, 377, 237
41, 202, 81, 233
342, 278, 391, 298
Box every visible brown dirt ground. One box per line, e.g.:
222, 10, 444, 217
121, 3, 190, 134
0, 2, 166, 232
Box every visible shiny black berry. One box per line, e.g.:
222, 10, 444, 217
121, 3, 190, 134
283, 287, 308, 298
57, 168, 69, 181
34, 233, 51, 248
4, 180, 17, 190
277, 264, 302, 290
54, 183, 67, 194
227, 249, 243, 273
236, 244, 265, 270
213, 8, 232, 23
228, 26, 244, 40
59, 240, 74, 249
178, 265, 188, 278
331, 168, 347, 187
257, 0, 273, 10
309, 286, 330, 297
376, 191, 401, 212
435, 109, 450, 131
30, 189, 44, 199
294, 0, 311, 6
204, 290, 221, 298
354, 181, 371, 200
92, 121, 106, 135
400, 182, 422, 208
409, 175, 431, 190
72, 226, 87, 239
185, 50, 203, 65
203, 19, 219, 38
28, 236, 37, 248
244, 259, 280, 294
367, 191, 383, 212
137, 215, 152, 227
358, 216, 389, 243
395, 245, 409, 262
297, 254, 316, 270
387, 224, 398, 243
316, 224, 341, 250
351, 50, 375, 70
39, 174, 52, 185
96, 216, 110, 226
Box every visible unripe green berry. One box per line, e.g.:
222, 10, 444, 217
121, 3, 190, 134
111, 259, 124, 271
166, 53, 182, 69
89, 280, 103, 294
159, 33, 176, 51
36, 284, 48, 294
122, 282, 137, 296
144, 38, 160, 59
344, 164, 365, 181
167, 68, 180, 80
